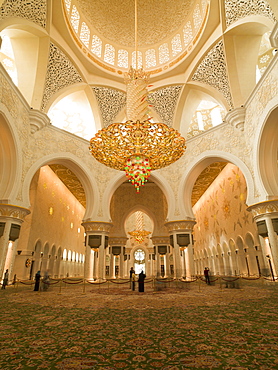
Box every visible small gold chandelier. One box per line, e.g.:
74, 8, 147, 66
128, 229, 151, 243
89, 1, 186, 192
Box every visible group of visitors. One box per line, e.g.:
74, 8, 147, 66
130, 267, 146, 292
2, 266, 211, 291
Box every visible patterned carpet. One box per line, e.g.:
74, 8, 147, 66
1, 279, 278, 369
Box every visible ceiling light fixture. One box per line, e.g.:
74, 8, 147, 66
89, 0, 186, 192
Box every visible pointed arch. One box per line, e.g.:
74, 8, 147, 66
178, 150, 255, 218
21, 152, 99, 220
0, 109, 21, 202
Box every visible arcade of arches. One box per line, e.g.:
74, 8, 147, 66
1, 0, 278, 285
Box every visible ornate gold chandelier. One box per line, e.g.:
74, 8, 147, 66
89, 1, 186, 192
128, 229, 151, 243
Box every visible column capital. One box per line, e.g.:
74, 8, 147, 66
151, 236, 170, 245
225, 106, 246, 131
165, 219, 196, 233
81, 221, 113, 233
109, 236, 128, 245
247, 199, 278, 220
0, 203, 30, 223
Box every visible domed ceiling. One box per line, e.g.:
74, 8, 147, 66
75, 0, 197, 48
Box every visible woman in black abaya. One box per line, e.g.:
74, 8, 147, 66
138, 270, 146, 292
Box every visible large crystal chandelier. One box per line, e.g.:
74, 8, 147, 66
89, 1, 186, 192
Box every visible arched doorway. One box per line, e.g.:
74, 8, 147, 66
134, 248, 146, 274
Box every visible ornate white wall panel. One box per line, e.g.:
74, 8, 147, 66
92, 87, 126, 127
191, 40, 234, 109
148, 85, 183, 127
0, 0, 47, 28
224, 0, 276, 27
41, 43, 83, 111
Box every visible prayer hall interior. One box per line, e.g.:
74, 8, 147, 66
1, 0, 278, 367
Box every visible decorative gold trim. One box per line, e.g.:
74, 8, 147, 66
151, 236, 170, 245
109, 237, 128, 245
81, 221, 113, 233
0, 204, 31, 221
247, 199, 278, 218
165, 220, 196, 233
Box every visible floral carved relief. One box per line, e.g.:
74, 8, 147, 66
0, 0, 47, 28
41, 43, 83, 111
92, 87, 126, 127
191, 40, 234, 109
224, 0, 276, 28
148, 85, 183, 127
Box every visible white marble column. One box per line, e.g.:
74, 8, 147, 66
81, 221, 113, 281
247, 200, 278, 277
0, 204, 30, 281
165, 220, 196, 279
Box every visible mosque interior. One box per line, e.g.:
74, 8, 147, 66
0, 0, 278, 285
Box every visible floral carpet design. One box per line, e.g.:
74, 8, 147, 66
1, 280, 278, 369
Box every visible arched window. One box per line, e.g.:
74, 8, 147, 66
0, 34, 18, 85
70, 5, 80, 33
159, 43, 170, 64
193, 4, 202, 30
67, 250, 72, 261
118, 49, 128, 68
145, 49, 156, 68
201, 0, 207, 13
210, 107, 223, 127
91, 35, 102, 57
48, 91, 97, 140
132, 51, 142, 69
183, 21, 193, 46
187, 100, 225, 138
104, 44, 115, 65
64, 0, 71, 13
63, 249, 67, 260
80, 22, 90, 48
196, 111, 204, 130
134, 248, 146, 274
171, 34, 182, 57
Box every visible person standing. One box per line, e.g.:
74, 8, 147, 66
132, 271, 136, 291
138, 270, 146, 292
42, 270, 50, 291
34, 270, 41, 291
204, 267, 210, 285
1, 269, 9, 289
130, 267, 135, 289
